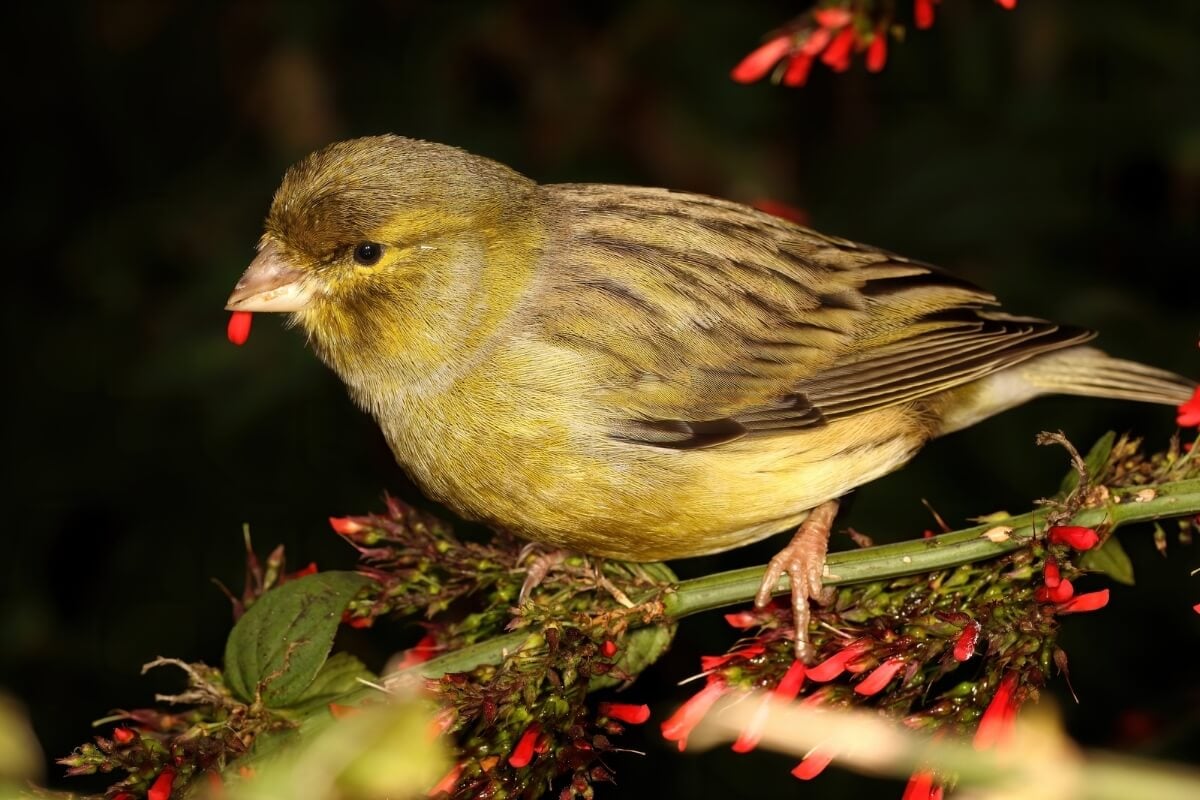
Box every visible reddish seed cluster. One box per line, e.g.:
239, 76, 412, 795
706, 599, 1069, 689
732, 0, 1018, 87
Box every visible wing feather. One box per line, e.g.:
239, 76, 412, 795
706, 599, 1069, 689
534, 184, 1093, 449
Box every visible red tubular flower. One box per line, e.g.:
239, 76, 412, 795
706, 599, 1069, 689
731, 694, 771, 753
732, 35, 792, 83
774, 660, 807, 701
799, 27, 833, 57
1035, 577, 1074, 604
395, 633, 440, 669
600, 639, 619, 657
113, 794, 136, 800
751, 199, 808, 225
866, 27, 888, 73
996, 0, 1018, 8
1193, 602, 1200, 614
914, 0, 937, 29
1058, 589, 1110, 614
1178, 386, 1200, 427
598, 702, 650, 725
1043, 556, 1061, 588
903, 770, 937, 800
953, 620, 981, 662
428, 763, 463, 797
974, 673, 1019, 750
147, 768, 176, 800
813, 7, 853, 29
661, 678, 726, 751
807, 640, 870, 682
723, 609, 758, 628
328, 516, 363, 535
111, 726, 136, 745
508, 724, 541, 768
782, 53, 815, 87
791, 745, 835, 780
854, 657, 905, 696
820, 27, 857, 72
227, 311, 253, 346
1048, 525, 1100, 550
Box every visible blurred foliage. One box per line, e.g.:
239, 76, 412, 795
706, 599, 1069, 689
3, 0, 1198, 797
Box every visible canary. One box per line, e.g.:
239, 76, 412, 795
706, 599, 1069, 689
227, 135, 1195, 660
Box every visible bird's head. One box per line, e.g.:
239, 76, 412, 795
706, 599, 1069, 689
226, 135, 540, 389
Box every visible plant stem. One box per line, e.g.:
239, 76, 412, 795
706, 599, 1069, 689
414, 477, 1200, 680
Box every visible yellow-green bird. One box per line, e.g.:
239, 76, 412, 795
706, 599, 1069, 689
227, 135, 1195, 660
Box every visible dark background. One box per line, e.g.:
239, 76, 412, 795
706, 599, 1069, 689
4, 0, 1198, 796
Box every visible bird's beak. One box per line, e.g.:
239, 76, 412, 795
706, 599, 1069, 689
225, 241, 314, 312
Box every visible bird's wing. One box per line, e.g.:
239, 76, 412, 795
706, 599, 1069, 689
536, 185, 1093, 449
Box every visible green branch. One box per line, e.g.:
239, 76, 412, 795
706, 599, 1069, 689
414, 477, 1200, 680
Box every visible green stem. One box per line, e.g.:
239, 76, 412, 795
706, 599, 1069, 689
415, 477, 1200, 679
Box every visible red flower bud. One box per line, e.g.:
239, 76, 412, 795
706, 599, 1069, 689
807, 639, 870, 682
799, 27, 833, 57
1043, 556, 1061, 588
914, 0, 937, 30
903, 770, 938, 800
148, 768, 176, 800
1048, 525, 1100, 550
995, 0, 1018, 9
1057, 589, 1110, 614
854, 657, 905, 696
328, 516, 363, 535
813, 8, 853, 29
598, 702, 650, 725
661, 678, 726, 751
820, 27, 857, 72
1035, 577, 1074, 604
508, 724, 541, 768
227, 311, 253, 346
600, 639, 619, 657
953, 620, 981, 662
866, 27, 888, 73
782, 53, 815, 87
428, 763, 463, 797
112, 726, 136, 745
774, 660, 807, 701
791, 745, 835, 780
974, 673, 1019, 750
1178, 386, 1200, 427
732, 36, 792, 84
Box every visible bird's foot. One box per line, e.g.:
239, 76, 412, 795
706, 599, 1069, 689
754, 500, 840, 664
518, 549, 567, 605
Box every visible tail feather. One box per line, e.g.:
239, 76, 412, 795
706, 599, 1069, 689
1021, 346, 1195, 406
935, 345, 1195, 436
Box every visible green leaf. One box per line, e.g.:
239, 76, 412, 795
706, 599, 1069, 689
224, 571, 372, 707
1080, 535, 1135, 586
1058, 431, 1116, 498
590, 622, 676, 691
277, 652, 375, 717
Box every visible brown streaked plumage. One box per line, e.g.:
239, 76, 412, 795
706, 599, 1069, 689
226, 135, 1195, 657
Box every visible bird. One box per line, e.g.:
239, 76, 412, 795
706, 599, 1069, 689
226, 135, 1195, 661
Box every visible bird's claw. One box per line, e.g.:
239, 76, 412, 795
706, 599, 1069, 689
754, 500, 839, 664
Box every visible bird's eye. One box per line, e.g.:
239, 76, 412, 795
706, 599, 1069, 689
353, 242, 383, 266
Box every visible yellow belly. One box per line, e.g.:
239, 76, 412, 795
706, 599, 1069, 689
384, 367, 926, 561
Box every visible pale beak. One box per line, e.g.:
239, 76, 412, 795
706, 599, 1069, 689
225, 241, 314, 312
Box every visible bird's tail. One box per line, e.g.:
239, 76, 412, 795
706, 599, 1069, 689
1020, 346, 1195, 406
936, 345, 1195, 435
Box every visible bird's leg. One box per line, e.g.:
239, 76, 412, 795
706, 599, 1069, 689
754, 500, 840, 664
